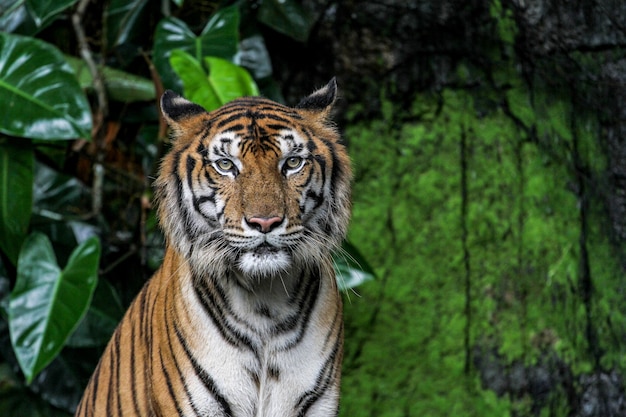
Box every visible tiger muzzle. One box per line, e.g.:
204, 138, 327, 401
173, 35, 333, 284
245, 216, 284, 233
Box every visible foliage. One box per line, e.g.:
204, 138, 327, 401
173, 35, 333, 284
0, 0, 372, 415
0, 33, 92, 140
0, 138, 32, 263
9, 233, 99, 384
170, 51, 259, 111
153, 5, 240, 91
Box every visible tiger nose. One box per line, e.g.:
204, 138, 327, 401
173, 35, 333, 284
246, 216, 284, 233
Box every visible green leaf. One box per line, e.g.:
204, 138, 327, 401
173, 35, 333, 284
65, 55, 155, 103
0, 33, 92, 140
33, 162, 88, 218
105, 0, 149, 48
31, 162, 97, 262
153, 5, 239, 89
333, 241, 375, 290
9, 233, 100, 384
25, 0, 78, 27
170, 50, 259, 111
199, 4, 240, 52
257, 0, 313, 42
0, 138, 33, 264
66, 279, 123, 348
0, 0, 32, 34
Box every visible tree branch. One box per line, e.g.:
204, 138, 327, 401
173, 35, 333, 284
72, 0, 108, 216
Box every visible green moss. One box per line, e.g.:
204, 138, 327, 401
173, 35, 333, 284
340, 76, 621, 415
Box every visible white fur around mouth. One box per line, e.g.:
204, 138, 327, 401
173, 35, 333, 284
237, 246, 291, 276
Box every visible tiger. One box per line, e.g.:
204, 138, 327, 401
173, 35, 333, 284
74, 78, 352, 417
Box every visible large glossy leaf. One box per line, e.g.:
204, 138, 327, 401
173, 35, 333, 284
0, 0, 32, 34
33, 163, 88, 218
9, 233, 100, 384
66, 279, 123, 348
257, 0, 313, 42
170, 50, 259, 111
105, 0, 149, 48
333, 241, 375, 291
0, 138, 33, 264
65, 55, 155, 103
153, 5, 239, 89
31, 162, 98, 262
25, 0, 77, 27
0, 33, 92, 140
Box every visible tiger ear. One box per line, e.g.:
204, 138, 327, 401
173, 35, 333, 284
160, 90, 207, 126
296, 78, 338, 118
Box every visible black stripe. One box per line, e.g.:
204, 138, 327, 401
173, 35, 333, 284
162, 297, 204, 416
196, 141, 207, 156
271, 269, 309, 334
202, 166, 218, 185
186, 155, 196, 189
216, 112, 247, 128
221, 123, 245, 133
313, 154, 327, 188
86, 358, 102, 415
115, 329, 124, 417
129, 308, 142, 416
106, 330, 121, 417
192, 191, 220, 225
323, 139, 345, 207
192, 277, 258, 354
261, 113, 295, 124
173, 320, 234, 416
171, 147, 202, 244
322, 305, 342, 350
195, 194, 216, 206
283, 270, 320, 348
271, 268, 320, 350
295, 338, 341, 416
158, 347, 185, 416
306, 190, 325, 210
300, 163, 316, 190
138, 285, 151, 355
266, 123, 290, 131
210, 98, 303, 122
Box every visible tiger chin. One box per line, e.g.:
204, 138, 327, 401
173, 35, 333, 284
75, 79, 352, 417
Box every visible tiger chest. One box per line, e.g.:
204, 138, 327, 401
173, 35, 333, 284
149, 274, 341, 417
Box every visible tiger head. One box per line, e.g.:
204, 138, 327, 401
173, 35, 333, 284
156, 80, 352, 283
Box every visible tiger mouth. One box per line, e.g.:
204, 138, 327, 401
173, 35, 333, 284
253, 242, 280, 255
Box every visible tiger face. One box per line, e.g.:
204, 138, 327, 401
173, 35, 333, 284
156, 80, 351, 283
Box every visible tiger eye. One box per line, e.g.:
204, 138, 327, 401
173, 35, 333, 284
285, 157, 303, 170
216, 159, 234, 172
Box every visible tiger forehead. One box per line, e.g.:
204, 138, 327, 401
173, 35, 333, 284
213, 97, 303, 127
202, 99, 311, 156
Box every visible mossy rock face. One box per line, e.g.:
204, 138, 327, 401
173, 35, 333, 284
338, 81, 625, 416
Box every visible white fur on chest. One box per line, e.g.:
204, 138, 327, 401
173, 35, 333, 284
176, 272, 337, 417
